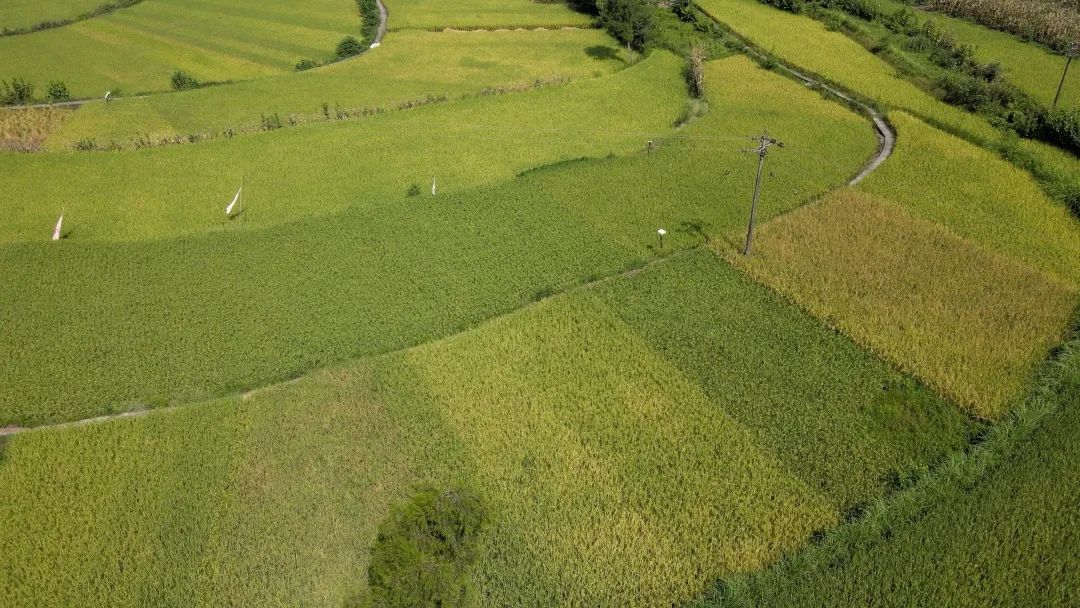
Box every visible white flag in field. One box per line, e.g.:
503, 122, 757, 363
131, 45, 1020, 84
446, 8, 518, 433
432, 176, 437, 196
52, 214, 63, 241
225, 187, 242, 215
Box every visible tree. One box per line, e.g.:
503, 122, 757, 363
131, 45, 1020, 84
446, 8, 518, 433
170, 70, 200, 91
46, 81, 70, 102
336, 35, 364, 59
599, 0, 656, 53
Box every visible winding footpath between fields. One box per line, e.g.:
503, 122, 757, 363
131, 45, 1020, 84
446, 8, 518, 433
0, 13, 896, 438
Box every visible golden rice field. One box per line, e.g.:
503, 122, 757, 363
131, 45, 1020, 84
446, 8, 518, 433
722, 188, 1077, 419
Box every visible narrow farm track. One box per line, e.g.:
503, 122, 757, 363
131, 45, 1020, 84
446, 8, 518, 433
739, 46, 895, 185
0, 248, 699, 437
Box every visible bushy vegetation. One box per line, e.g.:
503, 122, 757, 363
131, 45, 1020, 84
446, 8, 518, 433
598, 0, 656, 51
724, 188, 1077, 418
915, 0, 1080, 52
1, 77, 34, 105
169, 70, 199, 91
336, 36, 364, 59
0, 55, 878, 426
367, 487, 487, 608
0, 0, 361, 97
48, 29, 624, 150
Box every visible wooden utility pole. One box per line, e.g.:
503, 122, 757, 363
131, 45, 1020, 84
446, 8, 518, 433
742, 130, 783, 256
1054, 42, 1079, 109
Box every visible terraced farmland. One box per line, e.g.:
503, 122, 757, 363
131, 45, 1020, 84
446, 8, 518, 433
1, 0, 1078, 605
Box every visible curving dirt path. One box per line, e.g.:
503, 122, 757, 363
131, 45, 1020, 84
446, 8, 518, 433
739, 47, 895, 186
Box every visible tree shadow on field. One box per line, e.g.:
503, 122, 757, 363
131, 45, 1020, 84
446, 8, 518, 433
678, 219, 712, 245
585, 45, 620, 62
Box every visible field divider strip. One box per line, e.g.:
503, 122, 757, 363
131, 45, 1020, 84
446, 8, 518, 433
0, 247, 701, 437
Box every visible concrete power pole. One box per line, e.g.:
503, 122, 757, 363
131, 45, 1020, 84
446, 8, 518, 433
1054, 42, 1079, 109
742, 130, 783, 257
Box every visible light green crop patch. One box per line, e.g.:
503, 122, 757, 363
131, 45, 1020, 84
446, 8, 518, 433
696, 0, 1000, 142
47, 28, 624, 149
393, 291, 837, 607
0, 51, 686, 243
0, 0, 359, 97
859, 113, 1080, 289
387, 0, 594, 31
0, 366, 420, 608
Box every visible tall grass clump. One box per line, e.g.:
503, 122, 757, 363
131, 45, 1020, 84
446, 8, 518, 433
367, 486, 487, 608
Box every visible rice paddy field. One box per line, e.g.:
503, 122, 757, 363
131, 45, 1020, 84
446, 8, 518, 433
0, 0, 107, 31
45, 28, 626, 149
0, 0, 360, 97
2, 0, 1079, 605
0, 251, 977, 607
385, 0, 594, 31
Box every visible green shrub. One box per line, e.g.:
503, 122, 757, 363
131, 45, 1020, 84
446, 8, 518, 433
169, 70, 200, 91
367, 486, 486, 608
45, 81, 70, 102
1, 78, 35, 105
294, 59, 319, 71
599, 0, 656, 51
336, 36, 364, 59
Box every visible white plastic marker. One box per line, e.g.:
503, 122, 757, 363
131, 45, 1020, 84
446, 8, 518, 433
104, 91, 111, 102
432, 176, 437, 196
225, 187, 242, 216
370, 42, 381, 49
657, 227, 666, 250
52, 212, 64, 241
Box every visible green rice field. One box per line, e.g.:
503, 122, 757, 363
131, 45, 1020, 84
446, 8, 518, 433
2, 0, 1079, 605
0, 0, 360, 97
876, 0, 1079, 107
0, 251, 976, 607
45, 28, 625, 149
0, 55, 878, 426
385, 0, 594, 31
0, 0, 108, 31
